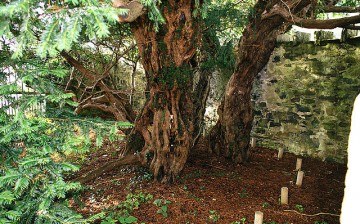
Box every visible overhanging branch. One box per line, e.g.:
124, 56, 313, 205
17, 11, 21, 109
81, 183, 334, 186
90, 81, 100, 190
112, 0, 146, 23
295, 14, 360, 29
322, 5, 360, 13
274, 7, 360, 29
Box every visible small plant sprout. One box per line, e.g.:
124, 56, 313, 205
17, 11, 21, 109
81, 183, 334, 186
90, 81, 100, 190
208, 210, 220, 222
262, 202, 269, 208
295, 204, 304, 212
240, 217, 246, 224
238, 189, 248, 198
314, 221, 328, 224
153, 199, 171, 217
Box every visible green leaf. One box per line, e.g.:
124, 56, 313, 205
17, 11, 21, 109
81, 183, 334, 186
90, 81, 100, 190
88, 7, 109, 38
61, 162, 80, 172
0, 20, 10, 37
14, 177, 30, 195
0, 172, 22, 187
153, 199, 162, 207
37, 18, 60, 58
56, 15, 82, 51
0, 191, 15, 205
86, 212, 105, 222
124, 216, 137, 223
95, 134, 103, 147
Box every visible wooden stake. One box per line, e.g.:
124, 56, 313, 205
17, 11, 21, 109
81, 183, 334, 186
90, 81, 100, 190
296, 171, 304, 187
278, 148, 284, 159
281, 187, 288, 205
251, 137, 256, 148
254, 211, 264, 224
295, 158, 302, 171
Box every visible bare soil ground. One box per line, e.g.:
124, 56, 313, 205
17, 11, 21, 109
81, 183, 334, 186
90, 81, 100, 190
71, 139, 346, 224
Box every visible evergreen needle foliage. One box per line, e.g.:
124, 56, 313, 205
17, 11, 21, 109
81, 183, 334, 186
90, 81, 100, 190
0, 51, 132, 223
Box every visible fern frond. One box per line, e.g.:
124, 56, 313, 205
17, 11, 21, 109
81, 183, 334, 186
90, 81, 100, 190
0, 172, 21, 188
0, 0, 27, 17
60, 163, 79, 172
0, 20, 10, 37
37, 18, 60, 58
86, 212, 106, 222
0, 191, 15, 206
88, 7, 109, 38
3, 210, 21, 221
56, 14, 82, 52
14, 177, 30, 196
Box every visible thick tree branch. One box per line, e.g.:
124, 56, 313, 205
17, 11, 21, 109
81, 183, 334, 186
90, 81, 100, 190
295, 14, 360, 29
322, 5, 360, 13
73, 154, 142, 184
344, 24, 360, 30
92, 43, 137, 88
273, 7, 360, 29
61, 51, 96, 82
61, 51, 136, 121
112, 0, 146, 23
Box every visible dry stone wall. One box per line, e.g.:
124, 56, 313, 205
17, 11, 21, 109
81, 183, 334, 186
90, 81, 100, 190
251, 38, 360, 162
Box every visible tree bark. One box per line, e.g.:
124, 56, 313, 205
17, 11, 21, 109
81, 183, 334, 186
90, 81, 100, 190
210, 0, 291, 163
192, 30, 218, 146
129, 0, 199, 183
210, 0, 319, 162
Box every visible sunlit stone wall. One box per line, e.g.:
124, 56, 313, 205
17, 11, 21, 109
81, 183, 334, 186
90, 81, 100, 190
252, 38, 360, 162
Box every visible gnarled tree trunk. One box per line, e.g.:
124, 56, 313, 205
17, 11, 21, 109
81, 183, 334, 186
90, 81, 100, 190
210, 0, 320, 163
210, 0, 297, 163
130, 0, 199, 182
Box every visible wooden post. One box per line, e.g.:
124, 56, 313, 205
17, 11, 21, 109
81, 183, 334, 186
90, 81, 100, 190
254, 211, 263, 224
295, 158, 302, 171
281, 187, 288, 205
296, 171, 304, 187
278, 148, 284, 159
251, 137, 256, 148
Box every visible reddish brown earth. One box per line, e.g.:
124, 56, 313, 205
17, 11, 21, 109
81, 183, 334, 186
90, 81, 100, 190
71, 139, 346, 224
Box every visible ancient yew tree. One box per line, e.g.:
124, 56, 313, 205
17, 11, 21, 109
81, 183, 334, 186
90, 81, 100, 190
75, 0, 360, 183
128, 1, 200, 183
2, 0, 360, 185
210, 0, 360, 163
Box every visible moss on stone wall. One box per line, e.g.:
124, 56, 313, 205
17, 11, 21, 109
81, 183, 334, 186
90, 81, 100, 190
252, 39, 360, 162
